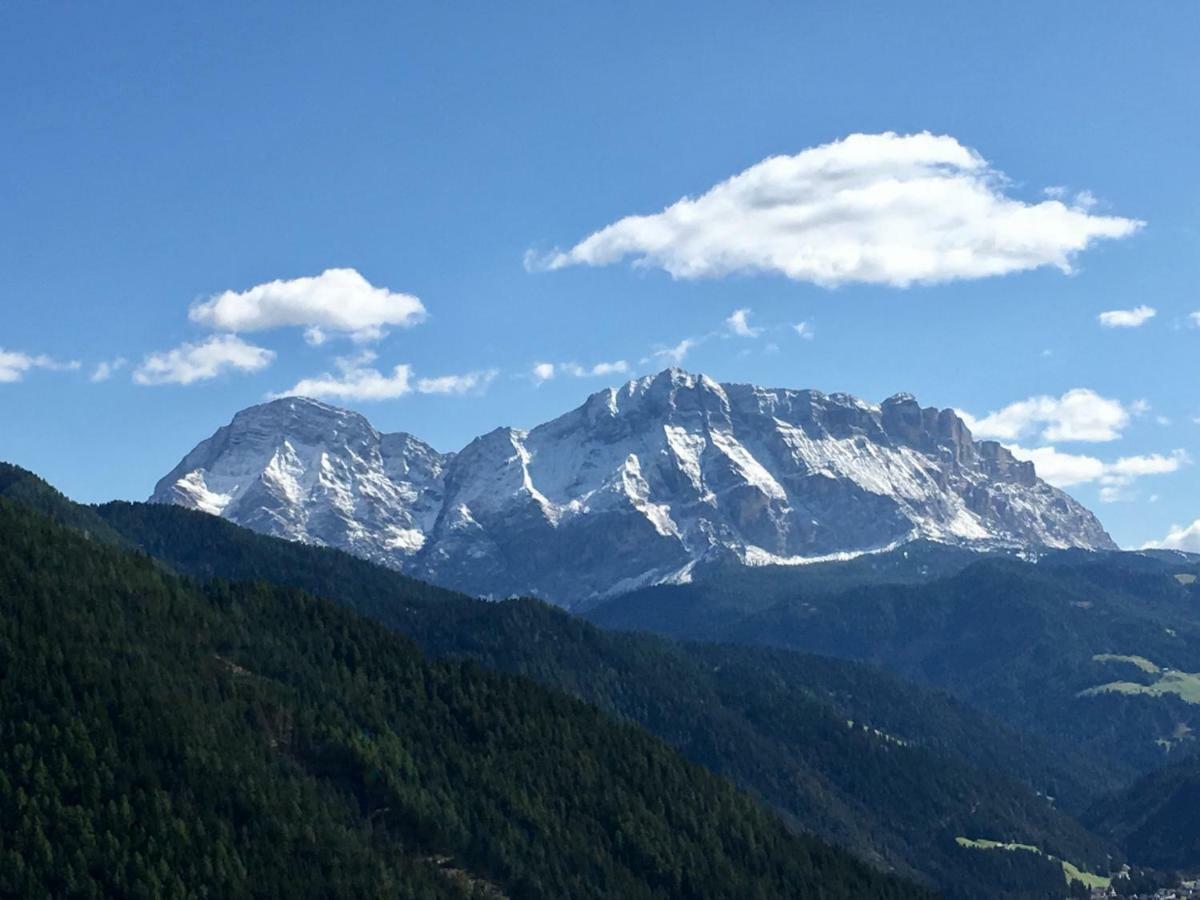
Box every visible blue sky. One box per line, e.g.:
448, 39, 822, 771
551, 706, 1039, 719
1, 1, 1197, 550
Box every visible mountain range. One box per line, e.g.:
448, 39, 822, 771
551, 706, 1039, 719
151, 368, 1115, 604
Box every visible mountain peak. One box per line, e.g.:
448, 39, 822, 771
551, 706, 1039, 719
153, 372, 1115, 604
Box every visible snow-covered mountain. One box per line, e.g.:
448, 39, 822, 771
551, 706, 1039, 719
151, 368, 1115, 605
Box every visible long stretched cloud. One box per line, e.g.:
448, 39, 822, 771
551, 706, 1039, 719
531, 132, 1142, 287
276, 351, 496, 401
0, 348, 80, 383
959, 389, 1135, 443
1007, 445, 1189, 501
133, 335, 275, 386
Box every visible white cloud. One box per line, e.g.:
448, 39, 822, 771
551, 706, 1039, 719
278, 351, 411, 401
1007, 445, 1190, 501
90, 358, 127, 382
793, 321, 815, 340
725, 308, 762, 338
134, 335, 274, 386
1098, 305, 1156, 328
532, 132, 1142, 287
278, 351, 495, 401
1190, 311, 1200, 327
961, 389, 1132, 443
1142, 519, 1200, 553
564, 360, 629, 378
189, 268, 426, 343
0, 349, 80, 383
1006, 445, 1107, 487
530, 360, 629, 383
415, 369, 498, 395
650, 338, 699, 366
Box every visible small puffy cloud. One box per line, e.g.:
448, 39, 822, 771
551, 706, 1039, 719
531, 362, 556, 384
90, 358, 127, 383
416, 369, 498, 395
961, 388, 1132, 443
278, 351, 494, 401
189, 268, 426, 343
1098, 305, 1156, 328
793, 321, 815, 340
725, 308, 762, 338
0, 348, 80, 383
1142, 519, 1200, 553
532, 132, 1142, 287
1190, 311, 1200, 327
134, 335, 274, 386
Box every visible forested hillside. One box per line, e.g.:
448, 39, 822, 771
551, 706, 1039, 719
0, 496, 926, 899
1086, 753, 1200, 869
91, 492, 1117, 897
593, 554, 1200, 775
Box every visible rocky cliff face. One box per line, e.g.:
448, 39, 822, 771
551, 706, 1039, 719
151, 369, 1115, 605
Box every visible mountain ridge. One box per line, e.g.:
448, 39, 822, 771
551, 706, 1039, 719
152, 368, 1115, 604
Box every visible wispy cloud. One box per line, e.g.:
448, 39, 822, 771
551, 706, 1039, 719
792, 321, 815, 340
1141, 519, 1200, 553
415, 369, 498, 395
649, 337, 700, 366
531, 360, 629, 385
189, 268, 426, 343
0, 348, 80, 383
725, 308, 762, 338
1098, 305, 1156, 328
277, 350, 496, 401
134, 335, 274, 386
90, 358, 127, 383
531, 132, 1142, 287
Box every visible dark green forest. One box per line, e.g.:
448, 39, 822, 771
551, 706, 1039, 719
90, 488, 1114, 897
5, 461, 1199, 896
0, 495, 928, 899
1086, 752, 1200, 869
593, 551, 1200, 775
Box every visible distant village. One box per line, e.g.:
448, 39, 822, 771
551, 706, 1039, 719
1091, 873, 1200, 900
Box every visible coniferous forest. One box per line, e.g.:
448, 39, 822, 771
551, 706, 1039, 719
4, 461, 1200, 898
0, 490, 928, 899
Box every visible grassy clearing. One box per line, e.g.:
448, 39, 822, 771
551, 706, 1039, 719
955, 837, 1110, 889
1175, 573, 1197, 585
1092, 653, 1160, 674
1082, 654, 1200, 705
1081, 672, 1200, 705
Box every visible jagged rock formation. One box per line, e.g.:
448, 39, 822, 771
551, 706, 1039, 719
152, 369, 1115, 604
